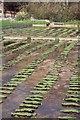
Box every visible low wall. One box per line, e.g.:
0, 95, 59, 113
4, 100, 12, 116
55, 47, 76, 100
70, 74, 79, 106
33, 24, 46, 27
49, 24, 78, 28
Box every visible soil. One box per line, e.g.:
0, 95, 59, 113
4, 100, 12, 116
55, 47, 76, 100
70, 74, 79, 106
34, 65, 74, 118
33, 47, 78, 118
2, 59, 55, 118
1, 38, 79, 119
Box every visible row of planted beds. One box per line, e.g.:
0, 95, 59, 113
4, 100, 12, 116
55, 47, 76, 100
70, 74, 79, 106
2, 27, 79, 38
0, 36, 79, 119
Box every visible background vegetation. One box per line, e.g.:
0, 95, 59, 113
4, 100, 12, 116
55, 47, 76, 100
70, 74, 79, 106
3, 2, 80, 22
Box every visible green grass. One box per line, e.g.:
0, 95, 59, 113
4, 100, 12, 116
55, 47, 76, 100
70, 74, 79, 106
0, 20, 49, 28
1, 20, 79, 28
64, 20, 80, 24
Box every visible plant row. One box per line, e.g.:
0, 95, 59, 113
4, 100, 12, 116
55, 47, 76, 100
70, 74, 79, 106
3, 27, 78, 38
0, 40, 65, 103
3, 38, 28, 51
58, 71, 80, 120
61, 40, 78, 59
3, 40, 37, 57
59, 29, 73, 37
55, 28, 69, 37
44, 28, 63, 37
69, 29, 78, 36
2, 39, 58, 70
35, 28, 77, 38
58, 51, 79, 119
11, 40, 77, 118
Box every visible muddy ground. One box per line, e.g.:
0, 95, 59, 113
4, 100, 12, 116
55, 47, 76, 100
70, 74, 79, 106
1, 40, 79, 118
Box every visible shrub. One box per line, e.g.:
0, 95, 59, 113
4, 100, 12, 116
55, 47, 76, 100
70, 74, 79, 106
16, 11, 30, 21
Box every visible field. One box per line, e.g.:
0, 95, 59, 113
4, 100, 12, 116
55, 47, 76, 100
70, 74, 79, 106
0, 20, 49, 28
0, 23, 80, 119
2, 26, 79, 38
